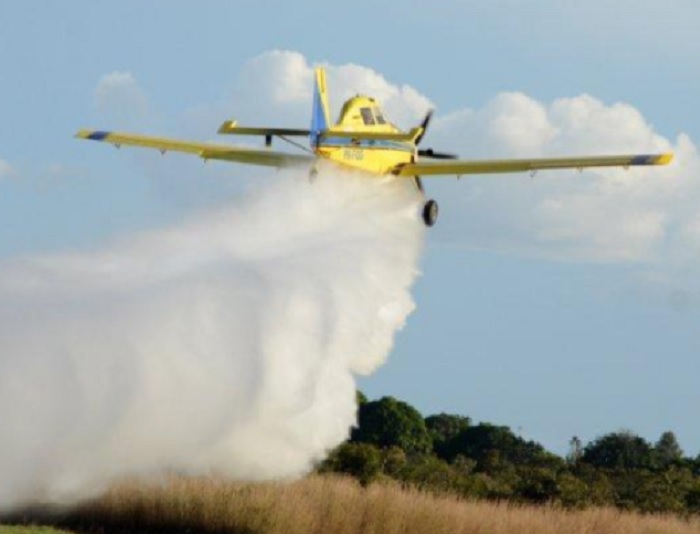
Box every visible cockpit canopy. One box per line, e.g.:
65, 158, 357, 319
336, 96, 393, 130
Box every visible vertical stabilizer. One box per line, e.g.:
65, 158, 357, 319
310, 67, 331, 147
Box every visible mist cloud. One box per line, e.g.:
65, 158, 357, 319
0, 168, 424, 510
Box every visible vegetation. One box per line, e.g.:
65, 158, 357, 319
319, 394, 700, 515
5, 392, 700, 533
6, 476, 700, 534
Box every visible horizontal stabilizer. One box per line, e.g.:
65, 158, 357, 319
218, 120, 310, 137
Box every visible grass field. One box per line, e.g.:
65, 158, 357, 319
4, 475, 700, 534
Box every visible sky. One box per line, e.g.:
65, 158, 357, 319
1, 1, 699, 456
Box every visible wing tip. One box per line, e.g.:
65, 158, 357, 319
75, 129, 112, 141
217, 120, 237, 134
656, 153, 674, 165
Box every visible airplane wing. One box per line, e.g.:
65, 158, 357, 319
75, 130, 315, 167
395, 154, 674, 177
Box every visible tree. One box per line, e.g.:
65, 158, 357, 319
396, 454, 460, 492
351, 396, 432, 454
425, 413, 471, 458
655, 431, 683, 467
439, 423, 555, 470
556, 472, 590, 509
582, 431, 655, 470
515, 466, 560, 504
566, 436, 583, 465
320, 442, 382, 485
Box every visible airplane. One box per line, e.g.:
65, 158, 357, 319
77, 67, 673, 227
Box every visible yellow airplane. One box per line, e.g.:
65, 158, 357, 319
77, 67, 673, 227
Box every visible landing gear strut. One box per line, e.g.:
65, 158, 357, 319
422, 199, 439, 227
412, 177, 438, 227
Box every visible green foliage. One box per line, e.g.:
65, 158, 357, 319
356, 390, 368, 406
351, 396, 432, 454
382, 446, 408, 476
655, 431, 683, 467
582, 431, 655, 470
439, 423, 558, 471
396, 454, 461, 493
425, 413, 470, 457
556, 472, 590, 509
607, 466, 693, 514
570, 463, 615, 507
686, 481, 700, 513
320, 442, 382, 486
321, 393, 700, 517
515, 466, 560, 504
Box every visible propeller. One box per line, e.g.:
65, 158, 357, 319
414, 110, 433, 146
414, 110, 458, 159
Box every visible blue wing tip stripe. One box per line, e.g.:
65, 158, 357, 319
87, 131, 111, 141
630, 155, 660, 165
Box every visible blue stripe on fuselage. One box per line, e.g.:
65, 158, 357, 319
319, 136, 414, 153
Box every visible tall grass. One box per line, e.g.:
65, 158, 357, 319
13, 475, 700, 534
0, 528, 72, 534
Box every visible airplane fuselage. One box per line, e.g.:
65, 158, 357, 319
314, 95, 416, 175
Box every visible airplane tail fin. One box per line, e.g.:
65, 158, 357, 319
310, 67, 331, 147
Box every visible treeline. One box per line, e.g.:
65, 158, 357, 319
318, 393, 700, 515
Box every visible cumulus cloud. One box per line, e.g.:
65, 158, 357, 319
189, 50, 432, 133
429, 92, 697, 273
94, 71, 150, 128
323, 61, 433, 128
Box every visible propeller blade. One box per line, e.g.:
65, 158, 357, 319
414, 110, 433, 146
418, 148, 458, 160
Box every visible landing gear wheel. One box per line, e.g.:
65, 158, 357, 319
422, 199, 439, 227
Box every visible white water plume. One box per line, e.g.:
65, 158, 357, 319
0, 167, 425, 510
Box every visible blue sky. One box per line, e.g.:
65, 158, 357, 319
1, 1, 699, 455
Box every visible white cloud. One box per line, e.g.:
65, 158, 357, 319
201, 50, 433, 132
429, 92, 698, 272
434, 93, 558, 157
323, 61, 433, 128
94, 71, 150, 128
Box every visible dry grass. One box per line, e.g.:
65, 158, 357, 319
0, 528, 73, 534
15, 475, 700, 534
